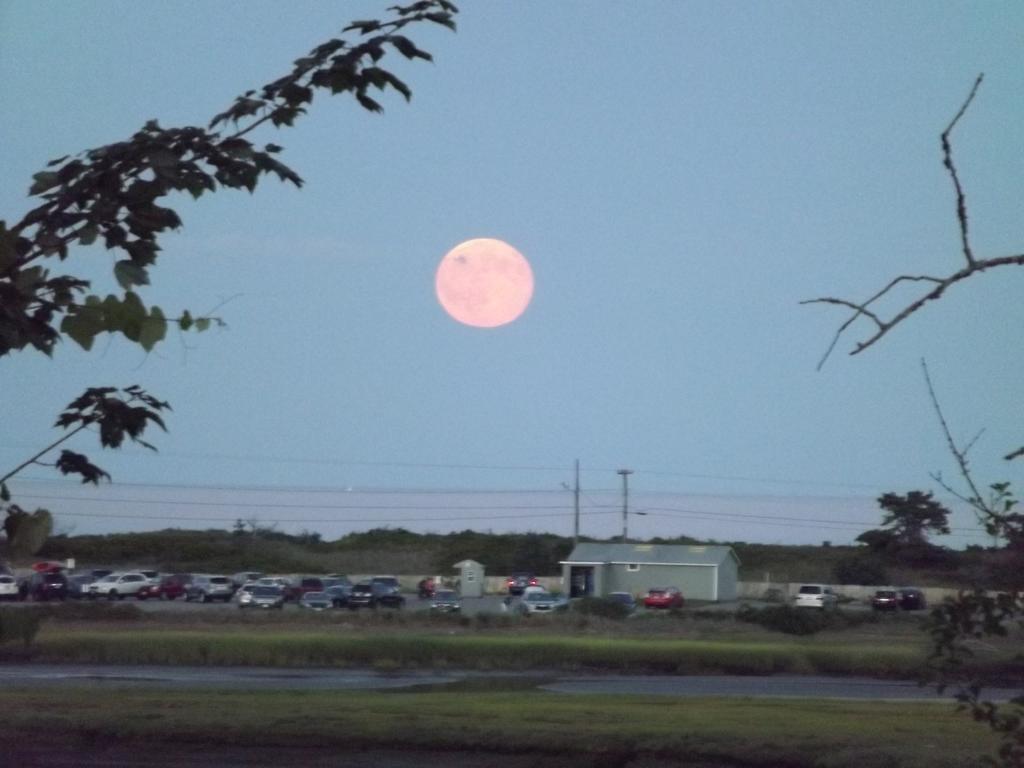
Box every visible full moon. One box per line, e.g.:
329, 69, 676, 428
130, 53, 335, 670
435, 238, 534, 328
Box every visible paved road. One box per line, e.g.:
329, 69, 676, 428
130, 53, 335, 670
2, 664, 1017, 701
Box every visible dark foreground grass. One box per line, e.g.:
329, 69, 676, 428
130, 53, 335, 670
0, 687, 1002, 768
23, 627, 941, 678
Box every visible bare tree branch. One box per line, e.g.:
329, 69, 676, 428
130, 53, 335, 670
942, 73, 984, 267
805, 74, 1024, 368
921, 358, 989, 522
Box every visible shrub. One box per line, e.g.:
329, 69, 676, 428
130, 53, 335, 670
572, 597, 631, 620
736, 604, 860, 636
0, 607, 46, 648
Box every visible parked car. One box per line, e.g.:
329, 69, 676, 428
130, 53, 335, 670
159, 573, 191, 600
793, 584, 838, 610
231, 571, 264, 589
66, 574, 95, 599
322, 576, 352, 591
348, 580, 405, 610
25, 570, 69, 602
325, 585, 351, 607
233, 582, 257, 605
285, 577, 324, 602
258, 576, 292, 590
184, 575, 234, 603
135, 580, 164, 600
898, 587, 927, 611
506, 572, 538, 596
0, 574, 19, 601
642, 587, 685, 609
88, 572, 148, 600
518, 590, 568, 615
871, 589, 900, 611
237, 585, 284, 610
299, 591, 333, 611
430, 589, 461, 613
371, 575, 401, 593
607, 591, 638, 614
417, 577, 436, 599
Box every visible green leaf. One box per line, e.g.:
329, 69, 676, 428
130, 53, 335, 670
0, 482, 9, 502
0, 223, 16, 271
29, 171, 60, 195
179, 310, 193, 331
148, 148, 178, 167
114, 260, 150, 289
60, 307, 105, 350
77, 225, 99, 246
119, 291, 148, 342
195, 317, 210, 332
138, 306, 167, 351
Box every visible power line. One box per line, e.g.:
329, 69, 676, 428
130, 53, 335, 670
14, 493, 584, 512
47, 508, 620, 525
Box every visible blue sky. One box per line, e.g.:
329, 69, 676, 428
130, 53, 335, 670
2, 2, 1022, 547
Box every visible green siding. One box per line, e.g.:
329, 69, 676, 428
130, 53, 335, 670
604, 564, 717, 601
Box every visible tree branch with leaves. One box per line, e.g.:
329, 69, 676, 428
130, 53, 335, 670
1, 1, 458, 558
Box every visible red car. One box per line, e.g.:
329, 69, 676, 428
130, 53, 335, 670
135, 582, 163, 600
642, 586, 685, 609
158, 573, 191, 600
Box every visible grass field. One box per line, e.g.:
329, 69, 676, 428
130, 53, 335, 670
21, 625, 935, 678
0, 686, 1004, 768
6, 604, 1017, 683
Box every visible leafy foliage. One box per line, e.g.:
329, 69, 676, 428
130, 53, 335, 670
736, 604, 871, 636
0, 0, 457, 358
832, 552, 889, 585
856, 491, 954, 569
1, 2, 458, 560
0, 607, 46, 649
2, 507, 52, 557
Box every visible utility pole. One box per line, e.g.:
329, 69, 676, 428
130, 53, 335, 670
573, 459, 581, 545
617, 468, 633, 542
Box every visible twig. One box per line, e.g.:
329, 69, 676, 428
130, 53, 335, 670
942, 73, 983, 267
921, 359, 989, 522
805, 74, 1024, 367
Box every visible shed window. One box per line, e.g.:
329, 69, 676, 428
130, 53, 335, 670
626, 563, 640, 572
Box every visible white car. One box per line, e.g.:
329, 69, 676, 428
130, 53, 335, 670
793, 584, 838, 610
0, 574, 19, 601
88, 572, 149, 600
518, 591, 569, 615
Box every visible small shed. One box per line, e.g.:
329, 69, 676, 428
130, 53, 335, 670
452, 559, 485, 598
560, 543, 740, 602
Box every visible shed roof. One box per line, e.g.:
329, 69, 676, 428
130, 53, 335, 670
561, 543, 739, 567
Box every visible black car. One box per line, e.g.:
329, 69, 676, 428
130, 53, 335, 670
325, 584, 351, 607
348, 581, 405, 610
506, 572, 538, 596
898, 588, 927, 611
871, 589, 900, 611
23, 571, 68, 601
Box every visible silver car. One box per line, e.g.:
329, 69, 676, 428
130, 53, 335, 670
518, 591, 568, 615
299, 591, 332, 611
238, 585, 284, 609
184, 575, 234, 603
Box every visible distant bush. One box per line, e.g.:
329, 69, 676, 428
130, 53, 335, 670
833, 553, 889, 585
572, 597, 631, 620
736, 605, 871, 636
0, 607, 46, 648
